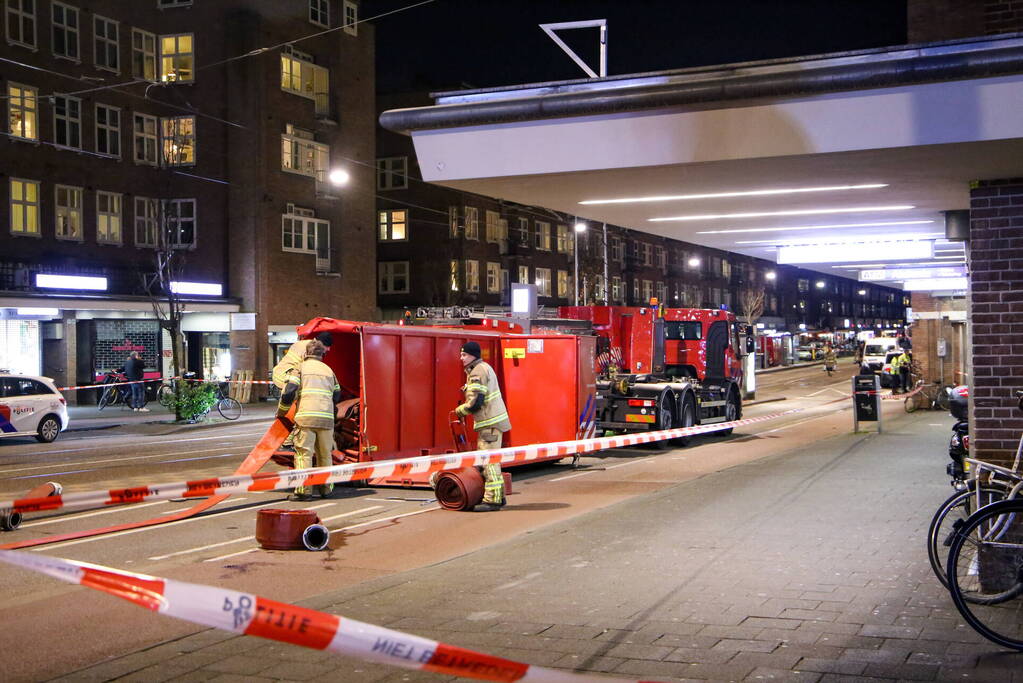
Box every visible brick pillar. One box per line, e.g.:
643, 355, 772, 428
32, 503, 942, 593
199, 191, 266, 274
968, 179, 1023, 466
908, 292, 967, 387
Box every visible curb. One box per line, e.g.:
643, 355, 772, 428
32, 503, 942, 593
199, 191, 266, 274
65, 412, 276, 436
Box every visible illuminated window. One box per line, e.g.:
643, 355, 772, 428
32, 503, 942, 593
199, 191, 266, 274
487, 262, 500, 293
53, 94, 81, 149
557, 270, 569, 298
450, 260, 459, 291
96, 191, 122, 244
134, 196, 158, 247
485, 210, 501, 243
164, 198, 196, 248
6, 0, 35, 48
9, 178, 40, 236
379, 262, 409, 294
535, 268, 551, 296
95, 104, 120, 157
133, 113, 158, 164
52, 2, 79, 60
535, 221, 551, 250
448, 206, 459, 238
94, 16, 119, 72
464, 207, 479, 240
518, 265, 529, 284
131, 28, 156, 80
378, 209, 407, 241
342, 0, 358, 35
161, 116, 195, 165
282, 126, 328, 180
280, 51, 329, 115
160, 34, 193, 82
54, 185, 83, 240
7, 83, 36, 140
517, 217, 530, 246
309, 0, 328, 27
465, 260, 479, 292
376, 157, 407, 190
556, 224, 570, 253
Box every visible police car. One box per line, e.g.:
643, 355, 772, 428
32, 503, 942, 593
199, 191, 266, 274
0, 373, 69, 443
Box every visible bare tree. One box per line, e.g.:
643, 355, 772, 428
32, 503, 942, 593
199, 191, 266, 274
139, 200, 189, 420
739, 287, 765, 329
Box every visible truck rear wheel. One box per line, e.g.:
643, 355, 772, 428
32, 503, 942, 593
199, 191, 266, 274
671, 395, 696, 447
650, 392, 674, 449
716, 390, 739, 436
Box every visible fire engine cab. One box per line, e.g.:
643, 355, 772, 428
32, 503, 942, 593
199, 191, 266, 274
555, 305, 751, 444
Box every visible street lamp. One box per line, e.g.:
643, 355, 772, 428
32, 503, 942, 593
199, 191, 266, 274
574, 222, 587, 305
328, 168, 350, 185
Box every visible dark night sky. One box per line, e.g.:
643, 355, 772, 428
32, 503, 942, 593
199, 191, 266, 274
365, 0, 908, 93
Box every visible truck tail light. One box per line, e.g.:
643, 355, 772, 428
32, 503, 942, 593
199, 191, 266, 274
58, 397, 66, 405
627, 399, 654, 407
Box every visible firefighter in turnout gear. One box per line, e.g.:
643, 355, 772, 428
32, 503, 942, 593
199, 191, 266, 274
277, 340, 341, 501
272, 332, 333, 447
456, 341, 511, 511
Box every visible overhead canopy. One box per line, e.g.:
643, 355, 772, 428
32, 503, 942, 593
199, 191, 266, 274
381, 34, 1023, 283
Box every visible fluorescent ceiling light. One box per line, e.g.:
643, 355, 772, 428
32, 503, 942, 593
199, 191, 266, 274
778, 240, 932, 264
933, 255, 967, 260
649, 205, 915, 222
16, 307, 59, 316
696, 220, 933, 235
861, 267, 966, 281
36, 274, 107, 290
736, 232, 943, 246
830, 260, 964, 268
170, 281, 223, 296
903, 277, 969, 291
580, 183, 888, 205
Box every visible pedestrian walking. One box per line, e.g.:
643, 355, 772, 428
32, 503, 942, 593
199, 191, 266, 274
272, 331, 333, 447
455, 341, 511, 511
276, 340, 341, 501
823, 344, 837, 377
124, 351, 148, 412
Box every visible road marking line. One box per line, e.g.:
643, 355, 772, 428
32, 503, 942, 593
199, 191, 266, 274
318, 505, 384, 523
607, 459, 644, 469
330, 506, 439, 533
32, 498, 270, 551
147, 505, 381, 561
550, 471, 596, 482
496, 571, 542, 591
0, 447, 249, 474
205, 548, 257, 562
20, 500, 171, 528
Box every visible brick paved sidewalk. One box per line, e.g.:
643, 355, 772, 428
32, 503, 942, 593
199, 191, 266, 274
64, 412, 1023, 682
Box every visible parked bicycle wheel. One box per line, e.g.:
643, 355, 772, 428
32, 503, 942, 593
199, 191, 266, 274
947, 498, 1023, 650
98, 386, 115, 410
217, 397, 242, 420
928, 484, 1006, 588
157, 384, 175, 408
936, 386, 952, 411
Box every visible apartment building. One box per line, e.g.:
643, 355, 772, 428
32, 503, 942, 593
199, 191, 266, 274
1, 0, 375, 395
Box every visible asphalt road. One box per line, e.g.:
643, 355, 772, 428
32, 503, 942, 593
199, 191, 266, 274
0, 359, 875, 680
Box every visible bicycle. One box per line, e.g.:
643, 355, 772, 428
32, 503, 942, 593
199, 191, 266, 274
205, 381, 242, 421
927, 391, 1023, 589
97, 370, 139, 410
904, 380, 952, 413
944, 390, 1023, 650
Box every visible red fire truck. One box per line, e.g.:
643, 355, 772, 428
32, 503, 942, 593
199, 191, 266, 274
556, 305, 750, 443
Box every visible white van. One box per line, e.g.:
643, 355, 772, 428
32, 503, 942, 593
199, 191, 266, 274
862, 337, 901, 378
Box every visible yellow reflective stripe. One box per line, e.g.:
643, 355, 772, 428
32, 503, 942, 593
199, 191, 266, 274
465, 383, 486, 392
303, 388, 334, 395
296, 411, 335, 419
287, 375, 301, 385
474, 413, 508, 428
483, 390, 503, 403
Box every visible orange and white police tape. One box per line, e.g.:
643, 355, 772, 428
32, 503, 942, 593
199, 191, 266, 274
57, 377, 167, 392
0, 408, 805, 518
0, 550, 663, 683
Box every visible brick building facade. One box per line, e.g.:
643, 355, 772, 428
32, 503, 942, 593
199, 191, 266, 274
967, 179, 1023, 466
1, 0, 375, 396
